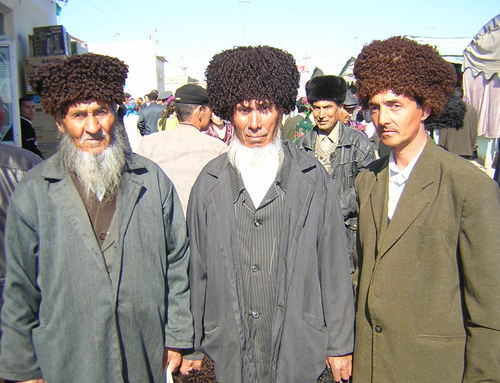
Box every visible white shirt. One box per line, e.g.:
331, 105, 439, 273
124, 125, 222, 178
387, 148, 424, 219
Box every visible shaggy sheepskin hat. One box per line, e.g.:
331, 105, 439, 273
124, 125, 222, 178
205, 45, 300, 121
353, 36, 456, 116
306, 75, 347, 105
30, 53, 128, 118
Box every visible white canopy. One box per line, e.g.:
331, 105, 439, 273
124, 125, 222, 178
464, 14, 500, 80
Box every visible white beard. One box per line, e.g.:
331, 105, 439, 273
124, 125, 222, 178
228, 133, 284, 208
59, 121, 130, 201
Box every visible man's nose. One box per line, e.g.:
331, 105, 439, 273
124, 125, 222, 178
248, 110, 261, 131
85, 116, 102, 134
378, 106, 390, 125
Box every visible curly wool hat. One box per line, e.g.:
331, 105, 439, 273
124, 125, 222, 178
205, 46, 300, 121
353, 36, 456, 116
305, 75, 347, 105
30, 53, 128, 117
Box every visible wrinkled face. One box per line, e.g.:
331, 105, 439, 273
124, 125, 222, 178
368, 90, 430, 151
57, 101, 115, 155
21, 100, 36, 121
312, 100, 341, 133
232, 99, 281, 148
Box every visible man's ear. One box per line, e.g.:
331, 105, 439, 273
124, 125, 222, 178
421, 105, 431, 121
56, 121, 65, 134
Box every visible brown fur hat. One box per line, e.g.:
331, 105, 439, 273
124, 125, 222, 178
30, 53, 128, 118
353, 36, 456, 116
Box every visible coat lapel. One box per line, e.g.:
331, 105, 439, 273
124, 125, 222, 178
369, 159, 389, 249
206, 161, 246, 347
45, 158, 107, 274
378, 140, 439, 258
114, 159, 147, 298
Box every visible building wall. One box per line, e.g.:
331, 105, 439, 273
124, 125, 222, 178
0, 0, 57, 94
89, 39, 165, 98
0, 0, 57, 152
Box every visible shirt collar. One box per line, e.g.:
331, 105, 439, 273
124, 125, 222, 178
389, 147, 424, 184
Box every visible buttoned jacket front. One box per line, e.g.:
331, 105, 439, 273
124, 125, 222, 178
353, 139, 500, 383
187, 142, 354, 383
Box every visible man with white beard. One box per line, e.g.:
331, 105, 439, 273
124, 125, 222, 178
0, 54, 193, 383
182, 46, 354, 383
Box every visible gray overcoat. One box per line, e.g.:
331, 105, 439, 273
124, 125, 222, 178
0, 152, 193, 383
187, 142, 354, 383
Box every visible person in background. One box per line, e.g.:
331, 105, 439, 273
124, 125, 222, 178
138, 90, 165, 135
137, 84, 226, 214
19, 95, 43, 158
352, 36, 500, 383
297, 75, 375, 283
0, 143, 40, 320
203, 113, 234, 144
122, 95, 141, 151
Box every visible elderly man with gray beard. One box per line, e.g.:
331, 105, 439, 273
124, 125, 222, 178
182, 46, 354, 383
0, 54, 193, 383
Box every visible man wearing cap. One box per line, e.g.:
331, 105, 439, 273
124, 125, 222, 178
297, 75, 375, 282
137, 90, 165, 135
137, 84, 227, 214
352, 37, 500, 383
0, 53, 193, 383
183, 46, 354, 383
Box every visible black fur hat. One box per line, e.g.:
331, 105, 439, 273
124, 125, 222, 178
306, 75, 347, 105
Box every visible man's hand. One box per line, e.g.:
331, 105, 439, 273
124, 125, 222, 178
180, 358, 203, 375
326, 354, 352, 382
163, 348, 182, 373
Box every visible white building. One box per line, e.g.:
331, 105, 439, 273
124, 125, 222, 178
0, 0, 57, 146
89, 39, 167, 98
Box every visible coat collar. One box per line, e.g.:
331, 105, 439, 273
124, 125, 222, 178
301, 123, 354, 152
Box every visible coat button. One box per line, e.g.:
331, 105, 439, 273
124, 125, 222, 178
250, 311, 261, 320
374, 325, 383, 333
250, 264, 260, 272
254, 219, 262, 227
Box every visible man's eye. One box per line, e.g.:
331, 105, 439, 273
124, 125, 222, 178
72, 112, 85, 118
96, 109, 109, 116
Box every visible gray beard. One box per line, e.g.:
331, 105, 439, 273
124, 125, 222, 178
59, 121, 130, 201
228, 132, 283, 208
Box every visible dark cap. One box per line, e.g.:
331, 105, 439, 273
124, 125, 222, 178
306, 75, 346, 105
175, 84, 209, 105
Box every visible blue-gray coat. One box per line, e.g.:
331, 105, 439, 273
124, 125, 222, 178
0, 152, 193, 383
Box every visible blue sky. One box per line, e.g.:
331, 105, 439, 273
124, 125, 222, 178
58, 0, 499, 78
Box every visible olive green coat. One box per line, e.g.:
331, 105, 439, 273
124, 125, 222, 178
353, 140, 500, 383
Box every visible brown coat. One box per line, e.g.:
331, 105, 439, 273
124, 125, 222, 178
353, 139, 500, 383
